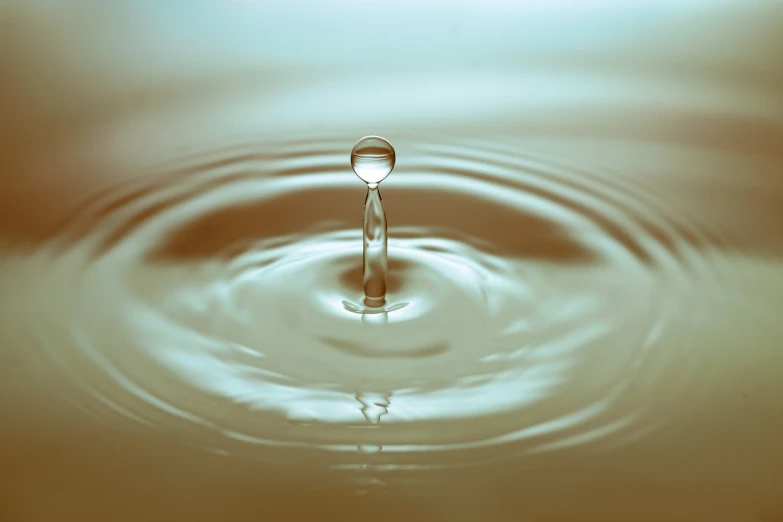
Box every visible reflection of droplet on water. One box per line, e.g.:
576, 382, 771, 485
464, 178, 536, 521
357, 392, 391, 425
351, 136, 396, 186
355, 476, 388, 487
358, 444, 383, 454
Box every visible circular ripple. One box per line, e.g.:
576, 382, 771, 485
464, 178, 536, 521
20, 136, 726, 478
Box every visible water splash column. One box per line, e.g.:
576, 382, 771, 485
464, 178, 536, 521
350, 136, 396, 309
362, 184, 387, 307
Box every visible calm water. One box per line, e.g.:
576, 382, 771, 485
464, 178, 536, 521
1, 2, 783, 521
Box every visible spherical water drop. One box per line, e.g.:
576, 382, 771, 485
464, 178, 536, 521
351, 136, 395, 185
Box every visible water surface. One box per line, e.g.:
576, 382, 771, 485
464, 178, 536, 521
1, 2, 782, 521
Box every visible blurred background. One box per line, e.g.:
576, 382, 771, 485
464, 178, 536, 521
2, 0, 782, 247
1, 1, 782, 521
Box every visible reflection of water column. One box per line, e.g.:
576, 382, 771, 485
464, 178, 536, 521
363, 185, 387, 308
356, 391, 390, 425
353, 391, 391, 494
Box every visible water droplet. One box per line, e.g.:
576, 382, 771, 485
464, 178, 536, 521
353, 138, 392, 309
351, 136, 395, 185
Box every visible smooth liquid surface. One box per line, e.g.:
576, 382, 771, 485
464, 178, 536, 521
1, 2, 783, 521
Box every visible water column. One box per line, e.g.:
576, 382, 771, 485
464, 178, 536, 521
350, 136, 396, 309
